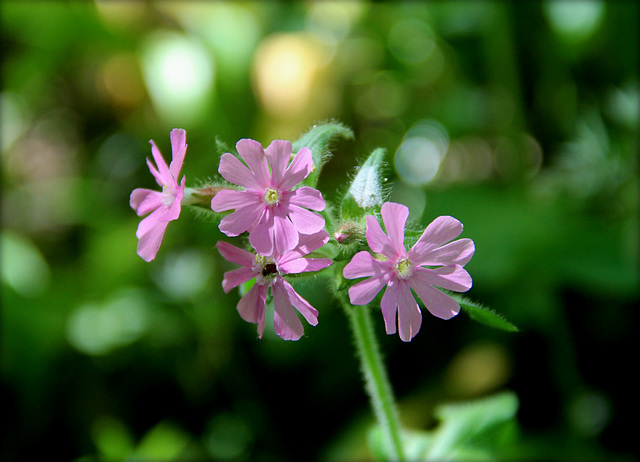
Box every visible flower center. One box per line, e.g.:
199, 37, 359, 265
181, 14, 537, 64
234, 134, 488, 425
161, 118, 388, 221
254, 255, 279, 285
394, 257, 413, 279
161, 185, 176, 207
264, 188, 280, 205
261, 263, 278, 277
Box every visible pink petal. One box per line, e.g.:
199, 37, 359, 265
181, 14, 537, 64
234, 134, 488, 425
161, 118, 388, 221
281, 279, 318, 326
266, 140, 292, 188
247, 208, 275, 256
280, 230, 329, 262
237, 284, 267, 337
279, 147, 313, 191
146, 156, 165, 187
380, 278, 399, 335
272, 281, 304, 340
136, 219, 169, 262
410, 238, 475, 267
218, 152, 260, 189
396, 280, 421, 341
409, 278, 460, 320
136, 191, 181, 229
136, 207, 165, 238
251, 208, 299, 256
216, 241, 255, 266
149, 140, 173, 185
412, 266, 473, 292
412, 216, 464, 257
279, 257, 332, 275
169, 128, 187, 179
273, 211, 300, 255
219, 202, 265, 237
130, 188, 163, 216
236, 139, 271, 188
381, 202, 409, 256
211, 189, 260, 212
347, 273, 392, 306
288, 186, 325, 211
221, 267, 256, 293
365, 215, 397, 259
343, 251, 388, 279
161, 194, 182, 222
287, 204, 325, 234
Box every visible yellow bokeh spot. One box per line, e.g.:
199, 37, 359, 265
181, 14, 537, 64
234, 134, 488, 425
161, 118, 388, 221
99, 53, 145, 109
253, 33, 331, 120
444, 342, 512, 398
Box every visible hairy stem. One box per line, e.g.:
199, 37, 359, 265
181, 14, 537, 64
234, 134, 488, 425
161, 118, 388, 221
339, 293, 405, 461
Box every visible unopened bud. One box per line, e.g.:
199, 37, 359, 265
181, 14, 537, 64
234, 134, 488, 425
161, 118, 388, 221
182, 185, 229, 206
334, 222, 364, 245
348, 148, 385, 209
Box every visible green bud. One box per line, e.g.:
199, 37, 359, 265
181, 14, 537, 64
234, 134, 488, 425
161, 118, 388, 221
334, 221, 365, 245
341, 148, 386, 220
182, 185, 229, 206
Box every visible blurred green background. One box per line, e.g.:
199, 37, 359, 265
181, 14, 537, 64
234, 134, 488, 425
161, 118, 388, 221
1, 1, 638, 461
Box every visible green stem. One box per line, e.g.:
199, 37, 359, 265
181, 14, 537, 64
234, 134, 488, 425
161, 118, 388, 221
339, 294, 405, 461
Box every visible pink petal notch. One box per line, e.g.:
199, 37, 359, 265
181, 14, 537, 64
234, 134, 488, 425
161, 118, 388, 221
130, 129, 187, 262
211, 139, 326, 256
343, 202, 475, 342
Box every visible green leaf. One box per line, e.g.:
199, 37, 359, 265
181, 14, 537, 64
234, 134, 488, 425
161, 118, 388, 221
427, 391, 519, 460
291, 121, 354, 188
341, 147, 387, 220
340, 194, 362, 220
367, 392, 519, 461
456, 296, 519, 332
369, 427, 434, 462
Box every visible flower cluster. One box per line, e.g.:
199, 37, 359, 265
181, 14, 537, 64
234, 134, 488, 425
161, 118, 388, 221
130, 128, 475, 342
211, 139, 331, 340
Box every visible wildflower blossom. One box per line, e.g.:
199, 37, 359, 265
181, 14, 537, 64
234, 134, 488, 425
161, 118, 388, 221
130, 129, 187, 262
217, 231, 332, 341
211, 139, 325, 256
343, 202, 475, 341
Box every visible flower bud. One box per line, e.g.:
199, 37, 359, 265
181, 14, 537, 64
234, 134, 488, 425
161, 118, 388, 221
334, 221, 365, 245
348, 148, 385, 209
181, 185, 228, 206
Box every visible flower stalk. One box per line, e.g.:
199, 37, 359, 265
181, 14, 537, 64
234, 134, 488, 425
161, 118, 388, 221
338, 292, 405, 462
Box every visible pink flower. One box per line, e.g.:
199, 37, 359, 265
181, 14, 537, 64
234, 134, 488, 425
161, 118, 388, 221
211, 139, 326, 257
343, 202, 475, 342
217, 231, 333, 341
130, 129, 187, 262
